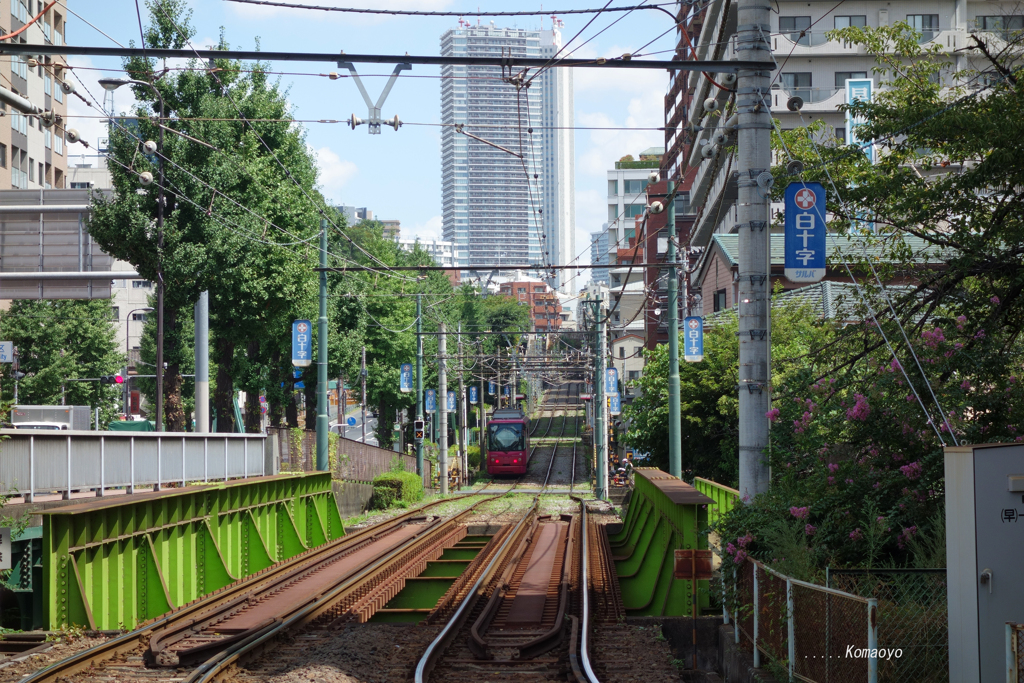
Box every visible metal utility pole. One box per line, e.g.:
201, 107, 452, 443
361, 345, 367, 443
457, 323, 467, 487
415, 292, 424, 476
480, 341, 487, 469
194, 291, 209, 433
666, 181, 682, 479
438, 322, 448, 495
594, 297, 607, 501
316, 219, 330, 472
736, 0, 773, 500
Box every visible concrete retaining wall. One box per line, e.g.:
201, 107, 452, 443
332, 480, 374, 518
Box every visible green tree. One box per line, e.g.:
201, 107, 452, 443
0, 300, 124, 419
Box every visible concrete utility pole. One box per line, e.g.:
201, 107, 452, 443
736, 0, 773, 500
361, 345, 367, 443
316, 220, 330, 471
194, 291, 209, 432
594, 297, 607, 501
438, 322, 448, 495
457, 323, 467, 487
666, 181, 682, 479
416, 292, 424, 475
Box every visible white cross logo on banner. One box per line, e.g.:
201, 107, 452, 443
795, 188, 816, 209
297, 322, 308, 333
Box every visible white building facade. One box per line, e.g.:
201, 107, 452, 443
397, 238, 459, 269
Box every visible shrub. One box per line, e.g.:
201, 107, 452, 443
370, 470, 423, 509
466, 445, 481, 470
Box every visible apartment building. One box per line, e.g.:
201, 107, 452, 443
498, 278, 563, 331
663, 0, 1005, 314
0, 1, 69, 190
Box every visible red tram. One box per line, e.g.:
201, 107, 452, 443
486, 408, 531, 475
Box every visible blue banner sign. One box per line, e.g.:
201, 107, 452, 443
609, 393, 621, 416
400, 363, 413, 393
469, 385, 478, 404
488, 380, 496, 395
845, 78, 874, 163
425, 389, 437, 413
291, 320, 312, 367
784, 182, 827, 283
605, 367, 618, 396
684, 316, 704, 362
504, 385, 511, 396
447, 390, 456, 412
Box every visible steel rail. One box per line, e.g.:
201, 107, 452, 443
21, 492, 498, 683
414, 498, 541, 683
579, 501, 601, 683
188, 494, 510, 682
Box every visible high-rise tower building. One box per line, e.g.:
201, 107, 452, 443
441, 22, 574, 288
539, 24, 575, 291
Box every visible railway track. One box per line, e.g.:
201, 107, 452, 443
22, 493, 512, 683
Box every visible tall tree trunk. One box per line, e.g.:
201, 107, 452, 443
244, 339, 263, 433
214, 336, 235, 432
268, 348, 285, 428
285, 392, 298, 428
163, 308, 186, 431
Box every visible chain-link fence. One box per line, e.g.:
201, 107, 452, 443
727, 558, 875, 682
828, 569, 947, 683
1009, 623, 1024, 682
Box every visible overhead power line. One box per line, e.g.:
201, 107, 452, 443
3, 43, 772, 72
220, 0, 680, 17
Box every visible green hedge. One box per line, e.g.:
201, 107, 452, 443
370, 470, 424, 509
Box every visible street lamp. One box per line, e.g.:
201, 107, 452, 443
99, 78, 167, 432
124, 306, 155, 417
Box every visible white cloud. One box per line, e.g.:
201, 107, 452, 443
313, 146, 358, 201
404, 215, 443, 242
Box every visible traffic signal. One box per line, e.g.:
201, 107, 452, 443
100, 375, 124, 385
413, 419, 425, 442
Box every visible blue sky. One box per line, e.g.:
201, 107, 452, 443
67, 1, 674, 273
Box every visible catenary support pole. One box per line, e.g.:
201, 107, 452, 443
595, 297, 607, 501
194, 291, 209, 433
480, 342, 487, 472
361, 345, 367, 443
316, 219, 329, 472
736, 0, 773, 500
438, 323, 448, 495
457, 323, 466, 487
666, 180, 682, 479
416, 292, 424, 476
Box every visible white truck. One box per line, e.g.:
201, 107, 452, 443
11, 405, 91, 430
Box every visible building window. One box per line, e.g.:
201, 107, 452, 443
132, 280, 153, 289
44, 129, 51, 148
132, 313, 148, 321
111, 306, 119, 320
624, 179, 648, 195
780, 16, 811, 44
634, 346, 642, 356
608, 204, 618, 221
70, 181, 92, 189
517, 287, 526, 294
977, 16, 1023, 38
906, 14, 940, 42
713, 289, 727, 312
28, 156, 33, 182
534, 286, 544, 293
781, 72, 812, 91
54, 133, 63, 155
834, 15, 866, 29
608, 179, 618, 195
624, 204, 645, 218
0, 143, 6, 168
835, 71, 868, 88
834, 127, 846, 143
628, 370, 640, 381
619, 347, 625, 358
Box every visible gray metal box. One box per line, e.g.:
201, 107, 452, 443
945, 443, 1024, 682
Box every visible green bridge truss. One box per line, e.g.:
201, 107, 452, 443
607, 468, 737, 617
41, 472, 344, 630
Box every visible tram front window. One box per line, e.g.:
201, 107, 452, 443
488, 423, 524, 452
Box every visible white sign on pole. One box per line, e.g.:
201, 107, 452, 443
0, 527, 10, 570
0, 343, 12, 363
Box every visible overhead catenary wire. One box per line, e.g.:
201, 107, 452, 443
219, 0, 681, 16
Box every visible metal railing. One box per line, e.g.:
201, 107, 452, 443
1009, 623, 1024, 682
0, 429, 268, 501
726, 558, 880, 682
827, 569, 948, 682
270, 427, 428, 488
693, 476, 739, 526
